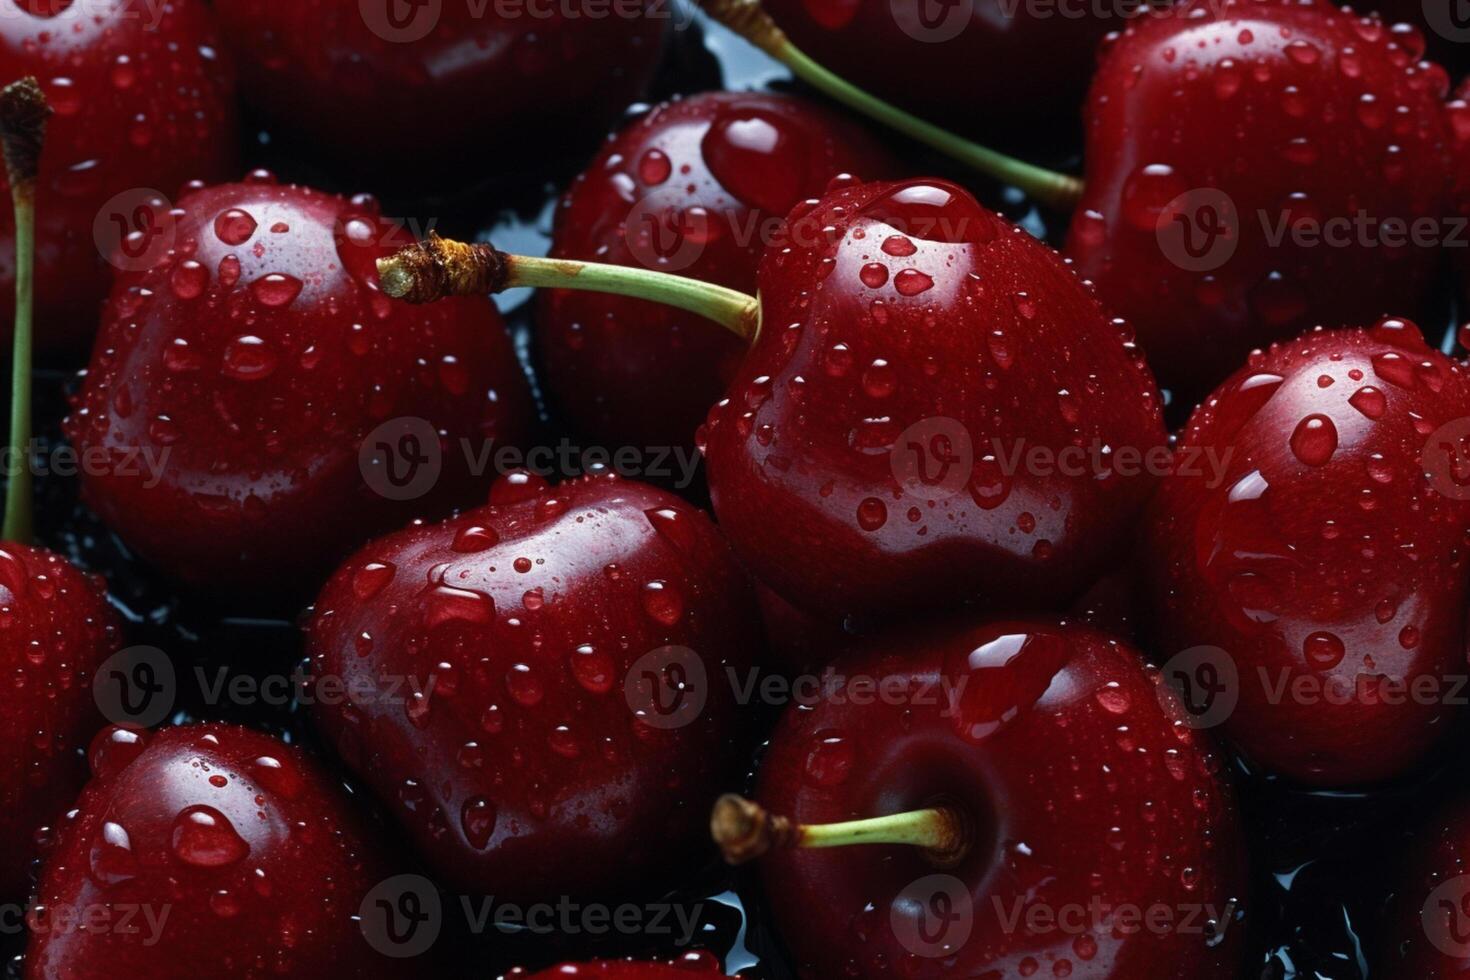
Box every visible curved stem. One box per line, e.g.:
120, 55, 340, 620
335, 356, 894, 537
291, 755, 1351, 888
697, 0, 1084, 211
377, 234, 761, 345
712, 794, 972, 869
0, 78, 50, 545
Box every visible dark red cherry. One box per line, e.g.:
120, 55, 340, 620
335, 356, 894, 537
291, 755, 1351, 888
26, 723, 436, 979
214, 0, 667, 180
761, 0, 1120, 136
539, 91, 892, 451
701, 179, 1166, 623
1382, 793, 1470, 977
1142, 320, 1470, 785
716, 619, 1247, 979
306, 472, 761, 901
1066, 0, 1457, 399
66, 178, 534, 598
0, 545, 120, 901
507, 953, 729, 978
0, 0, 237, 353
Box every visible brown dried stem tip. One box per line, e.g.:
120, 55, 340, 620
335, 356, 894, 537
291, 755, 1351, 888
712, 794, 800, 865
0, 77, 51, 189
377, 232, 509, 304
695, 0, 790, 56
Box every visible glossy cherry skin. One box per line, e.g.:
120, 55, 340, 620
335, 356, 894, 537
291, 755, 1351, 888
1142, 321, 1470, 786
701, 178, 1166, 625
0, 545, 121, 901
1382, 793, 1470, 976
0, 0, 237, 354
1066, 0, 1456, 400
214, 0, 666, 180
66, 178, 534, 599
539, 91, 893, 452
26, 723, 435, 979
506, 954, 729, 978
762, 0, 1117, 136
750, 618, 1247, 979
306, 472, 761, 902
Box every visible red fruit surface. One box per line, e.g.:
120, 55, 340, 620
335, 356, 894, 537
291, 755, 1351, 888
26, 723, 433, 979
539, 91, 893, 451
701, 178, 1166, 624
0, 0, 237, 354
1142, 321, 1470, 785
762, 0, 1118, 134
213, 0, 667, 179
0, 545, 120, 901
507, 953, 728, 978
1383, 793, 1470, 977
306, 472, 761, 901
751, 619, 1247, 979
66, 177, 534, 597
1067, 0, 1456, 399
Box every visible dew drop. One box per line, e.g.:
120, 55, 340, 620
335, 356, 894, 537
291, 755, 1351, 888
170, 805, 249, 868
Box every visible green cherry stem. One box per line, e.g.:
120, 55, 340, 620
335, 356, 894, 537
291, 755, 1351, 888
375, 233, 763, 344
711, 794, 973, 869
696, 0, 1084, 211
0, 77, 51, 544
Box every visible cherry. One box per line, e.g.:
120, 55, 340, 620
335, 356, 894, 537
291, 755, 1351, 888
1066, 0, 1458, 399
26, 723, 438, 979
0, 544, 121, 901
758, 0, 1119, 136
507, 954, 729, 978
702, 180, 1164, 624
704, 0, 1459, 401
1142, 319, 1470, 785
0, 0, 237, 354
1381, 793, 1470, 976
305, 471, 761, 901
539, 91, 892, 451
65, 176, 534, 599
213, 0, 667, 180
0, 78, 122, 902
378, 179, 1166, 625
711, 618, 1248, 978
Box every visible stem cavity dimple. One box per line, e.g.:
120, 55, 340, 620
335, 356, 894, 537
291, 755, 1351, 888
0, 76, 51, 545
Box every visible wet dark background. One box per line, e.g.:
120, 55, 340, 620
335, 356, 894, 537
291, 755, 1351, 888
6, 9, 1470, 978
